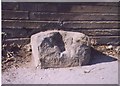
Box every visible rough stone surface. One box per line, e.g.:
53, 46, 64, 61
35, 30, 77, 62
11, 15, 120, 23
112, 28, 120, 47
31, 30, 91, 68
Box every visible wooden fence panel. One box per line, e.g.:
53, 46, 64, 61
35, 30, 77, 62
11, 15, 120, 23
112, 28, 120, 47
2, 2, 120, 45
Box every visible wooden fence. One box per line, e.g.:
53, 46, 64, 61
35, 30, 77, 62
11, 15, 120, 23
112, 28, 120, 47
2, 2, 120, 45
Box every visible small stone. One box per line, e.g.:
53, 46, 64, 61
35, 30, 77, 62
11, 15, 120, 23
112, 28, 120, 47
115, 46, 120, 53
100, 77, 104, 79
23, 44, 32, 52
84, 69, 91, 73
69, 69, 73, 71
107, 45, 113, 50
6, 79, 11, 82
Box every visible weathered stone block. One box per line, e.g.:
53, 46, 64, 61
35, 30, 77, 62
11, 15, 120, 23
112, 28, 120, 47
31, 30, 91, 68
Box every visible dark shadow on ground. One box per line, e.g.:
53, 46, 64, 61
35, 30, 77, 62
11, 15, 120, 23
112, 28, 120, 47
88, 47, 117, 65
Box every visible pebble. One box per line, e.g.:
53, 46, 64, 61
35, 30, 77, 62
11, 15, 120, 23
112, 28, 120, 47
100, 77, 104, 79
84, 69, 91, 73
107, 45, 113, 50
115, 46, 120, 52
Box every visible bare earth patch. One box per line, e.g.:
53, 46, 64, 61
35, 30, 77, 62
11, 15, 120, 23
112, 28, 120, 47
2, 44, 119, 84
2, 60, 118, 84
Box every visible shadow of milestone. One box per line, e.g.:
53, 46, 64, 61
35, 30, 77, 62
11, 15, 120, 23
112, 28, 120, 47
88, 47, 117, 65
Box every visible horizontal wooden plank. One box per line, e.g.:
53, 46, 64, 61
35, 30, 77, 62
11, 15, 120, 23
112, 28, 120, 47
2, 28, 41, 38
19, 3, 118, 12
63, 21, 119, 29
59, 2, 118, 6
90, 36, 120, 45
2, 11, 29, 20
2, 20, 61, 29
2, 38, 30, 45
2, 28, 120, 39
81, 2, 119, 6
2, 2, 19, 10
19, 3, 57, 12
30, 12, 119, 21
63, 21, 120, 23
2, 36, 120, 45
65, 29, 120, 36
2, 2, 119, 9
2, 20, 119, 29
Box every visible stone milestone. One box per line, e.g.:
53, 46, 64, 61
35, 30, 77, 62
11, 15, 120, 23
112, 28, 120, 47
31, 30, 91, 68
